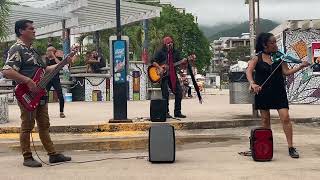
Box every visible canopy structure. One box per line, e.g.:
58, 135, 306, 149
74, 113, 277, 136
4, 0, 161, 41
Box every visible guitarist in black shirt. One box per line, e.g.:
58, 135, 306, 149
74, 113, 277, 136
152, 36, 186, 118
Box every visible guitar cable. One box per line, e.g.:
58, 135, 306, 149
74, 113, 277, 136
28, 112, 148, 167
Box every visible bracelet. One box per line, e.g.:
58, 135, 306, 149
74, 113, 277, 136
249, 80, 255, 84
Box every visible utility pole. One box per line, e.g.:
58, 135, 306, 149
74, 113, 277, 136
256, 0, 260, 35
110, 0, 129, 122
249, 0, 259, 117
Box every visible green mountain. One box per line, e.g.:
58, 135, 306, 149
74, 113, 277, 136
200, 19, 280, 41
199, 23, 235, 38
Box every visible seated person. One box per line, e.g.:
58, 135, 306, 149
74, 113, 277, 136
85, 51, 100, 73
97, 48, 106, 68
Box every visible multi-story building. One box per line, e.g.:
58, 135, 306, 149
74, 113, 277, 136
209, 33, 250, 73
206, 33, 250, 87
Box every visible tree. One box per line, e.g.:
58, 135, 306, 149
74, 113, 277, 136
123, 24, 143, 61
0, 0, 11, 68
119, 5, 213, 74
226, 46, 250, 65
99, 28, 116, 64
147, 5, 212, 74
118, 3, 212, 73
0, 0, 10, 40
32, 37, 63, 56
67, 4, 212, 72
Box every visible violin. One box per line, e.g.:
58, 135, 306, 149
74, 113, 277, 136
271, 50, 303, 64
258, 50, 313, 89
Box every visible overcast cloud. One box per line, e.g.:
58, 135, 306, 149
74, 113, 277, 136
161, 0, 320, 25
15, 0, 320, 26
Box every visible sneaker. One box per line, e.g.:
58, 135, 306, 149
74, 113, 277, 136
23, 157, 42, 168
60, 112, 66, 118
289, 147, 299, 158
49, 153, 71, 163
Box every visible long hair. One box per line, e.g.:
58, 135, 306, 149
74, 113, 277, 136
255, 32, 274, 53
162, 36, 174, 50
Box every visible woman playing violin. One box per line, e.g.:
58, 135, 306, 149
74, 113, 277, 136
246, 32, 309, 158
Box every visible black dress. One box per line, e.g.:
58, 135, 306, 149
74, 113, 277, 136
254, 53, 289, 110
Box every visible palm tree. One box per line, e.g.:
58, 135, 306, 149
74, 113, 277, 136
123, 25, 143, 61
0, 0, 11, 40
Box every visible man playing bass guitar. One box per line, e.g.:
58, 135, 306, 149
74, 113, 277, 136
2, 20, 72, 167
152, 36, 186, 118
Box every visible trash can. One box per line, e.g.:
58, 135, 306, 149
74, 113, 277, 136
229, 71, 254, 104
0, 95, 9, 124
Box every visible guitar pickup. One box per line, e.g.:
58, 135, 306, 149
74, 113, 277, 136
22, 94, 31, 104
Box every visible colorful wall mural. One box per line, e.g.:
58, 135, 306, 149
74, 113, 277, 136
284, 29, 320, 104
0, 95, 8, 124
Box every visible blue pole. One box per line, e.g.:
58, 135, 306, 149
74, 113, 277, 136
142, 19, 149, 64
62, 20, 71, 81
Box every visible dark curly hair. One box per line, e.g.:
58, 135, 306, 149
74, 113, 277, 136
255, 32, 274, 53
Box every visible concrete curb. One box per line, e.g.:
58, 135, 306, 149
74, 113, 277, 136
9, 134, 243, 152
0, 117, 318, 134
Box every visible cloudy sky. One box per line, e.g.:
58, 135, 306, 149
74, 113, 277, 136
161, 0, 320, 25
15, 0, 320, 26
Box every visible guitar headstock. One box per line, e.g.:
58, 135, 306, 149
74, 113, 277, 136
61, 43, 80, 64
71, 43, 80, 54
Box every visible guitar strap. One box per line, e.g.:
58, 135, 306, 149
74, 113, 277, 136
31, 48, 46, 67
167, 49, 177, 93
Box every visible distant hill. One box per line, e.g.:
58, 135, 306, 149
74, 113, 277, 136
200, 19, 280, 41
199, 23, 235, 38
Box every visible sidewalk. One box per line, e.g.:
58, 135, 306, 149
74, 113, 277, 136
0, 124, 319, 180
0, 93, 319, 133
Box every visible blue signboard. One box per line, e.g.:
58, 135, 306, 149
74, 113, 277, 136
112, 40, 127, 83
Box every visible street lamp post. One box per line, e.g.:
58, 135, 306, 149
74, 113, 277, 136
116, 0, 121, 40
248, 0, 259, 117
256, 0, 260, 35
111, 0, 129, 122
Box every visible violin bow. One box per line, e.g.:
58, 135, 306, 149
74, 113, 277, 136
260, 59, 284, 88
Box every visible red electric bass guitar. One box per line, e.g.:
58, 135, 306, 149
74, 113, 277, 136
15, 46, 79, 111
